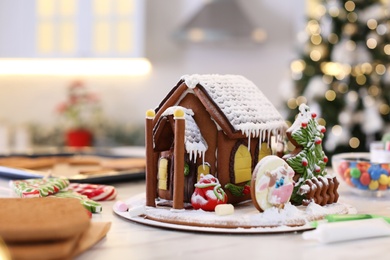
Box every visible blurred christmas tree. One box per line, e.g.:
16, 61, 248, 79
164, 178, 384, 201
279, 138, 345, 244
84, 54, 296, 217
283, 0, 390, 159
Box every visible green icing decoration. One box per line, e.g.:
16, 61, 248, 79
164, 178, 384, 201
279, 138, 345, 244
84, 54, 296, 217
285, 105, 328, 205
184, 163, 190, 176
224, 181, 250, 197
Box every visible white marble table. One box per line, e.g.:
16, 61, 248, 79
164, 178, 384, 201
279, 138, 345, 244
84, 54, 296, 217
1, 177, 390, 260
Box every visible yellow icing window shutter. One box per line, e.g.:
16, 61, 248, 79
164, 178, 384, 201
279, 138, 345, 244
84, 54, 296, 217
158, 158, 168, 190
234, 144, 252, 183
258, 142, 272, 161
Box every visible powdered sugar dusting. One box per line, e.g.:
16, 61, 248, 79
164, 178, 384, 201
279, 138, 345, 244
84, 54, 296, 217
118, 194, 354, 230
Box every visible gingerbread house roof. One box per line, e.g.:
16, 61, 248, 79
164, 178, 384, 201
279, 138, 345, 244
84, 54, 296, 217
181, 74, 287, 140
154, 74, 287, 152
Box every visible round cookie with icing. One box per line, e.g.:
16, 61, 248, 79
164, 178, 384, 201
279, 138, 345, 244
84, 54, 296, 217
251, 156, 295, 212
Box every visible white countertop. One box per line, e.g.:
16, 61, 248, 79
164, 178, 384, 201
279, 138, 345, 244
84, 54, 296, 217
1, 177, 390, 260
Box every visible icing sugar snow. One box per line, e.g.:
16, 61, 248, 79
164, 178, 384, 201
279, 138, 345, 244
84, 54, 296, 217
181, 74, 199, 89
250, 203, 303, 226
181, 74, 288, 141
288, 103, 311, 134
205, 189, 217, 200
126, 195, 352, 229
305, 202, 328, 215
191, 194, 208, 206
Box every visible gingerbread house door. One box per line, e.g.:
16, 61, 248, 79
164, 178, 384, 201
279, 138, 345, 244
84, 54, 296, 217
183, 155, 198, 202
157, 150, 198, 203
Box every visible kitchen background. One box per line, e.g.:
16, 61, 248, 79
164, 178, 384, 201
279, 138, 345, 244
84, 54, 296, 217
0, 0, 389, 159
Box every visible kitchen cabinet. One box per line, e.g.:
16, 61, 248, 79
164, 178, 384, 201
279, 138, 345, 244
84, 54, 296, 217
0, 0, 144, 58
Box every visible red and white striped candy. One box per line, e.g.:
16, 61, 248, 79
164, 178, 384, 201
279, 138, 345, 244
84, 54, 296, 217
68, 183, 117, 201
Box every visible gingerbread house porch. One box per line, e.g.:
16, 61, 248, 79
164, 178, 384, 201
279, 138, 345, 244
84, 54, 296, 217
145, 74, 288, 210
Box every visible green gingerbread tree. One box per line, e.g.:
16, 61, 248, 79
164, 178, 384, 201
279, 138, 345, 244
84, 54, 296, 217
283, 104, 328, 205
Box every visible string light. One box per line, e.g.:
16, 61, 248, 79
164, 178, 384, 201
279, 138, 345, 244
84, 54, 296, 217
290, 60, 306, 73
328, 33, 339, 44
349, 137, 360, 149
344, 23, 357, 35
337, 82, 349, 93
375, 64, 386, 74
347, 91, 358, 103
347, 12, 358, 22
356, 74, 367, 85
296, 96, 307, 105
379, 104, 390, 115
311, 34, 322, 45
361, 62, 373, 74
367, 38, 378, 49
322, 74, 334, 84
287, 98, 298, 109
306, 20, 321, 35
317, 118, 326, 126
328, 6, 340, 17
367, 19, 378, 30
332, 125, 343, 136
384, 44, 390, 55
368, 85, 380, 96
345, 1, 356, 12
325, 90, 336, 101
310, 50, 322, 61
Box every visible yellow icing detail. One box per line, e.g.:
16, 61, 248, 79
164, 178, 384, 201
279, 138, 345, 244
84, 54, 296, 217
258, 142, 272, 161
158, 158, 168, 190
174, 108, 185, 118
146, 109, 155, 118
369, 180, 379, 190
233, 144, 252, 184
197, 164, 210, 181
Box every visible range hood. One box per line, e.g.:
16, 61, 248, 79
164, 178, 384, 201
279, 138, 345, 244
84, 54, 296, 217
174, 0, 266, 44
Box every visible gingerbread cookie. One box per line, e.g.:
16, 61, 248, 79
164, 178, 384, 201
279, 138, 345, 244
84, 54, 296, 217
251, 156, 295, 212
0, 197, 90, 243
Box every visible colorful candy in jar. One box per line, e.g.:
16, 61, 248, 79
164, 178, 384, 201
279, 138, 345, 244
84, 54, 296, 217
338, 161, 390, 191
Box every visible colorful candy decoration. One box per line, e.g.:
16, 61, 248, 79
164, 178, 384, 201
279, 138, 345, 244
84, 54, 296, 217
51, 190, 102, 213
191, 174, 227, 211
10, 177, 69, 198
68, 183, 117, 201
251, 156, 295, 212
10, 177, 105, 213
337, 161, 390, 191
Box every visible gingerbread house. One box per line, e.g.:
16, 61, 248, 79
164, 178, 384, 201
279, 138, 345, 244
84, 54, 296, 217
145, 74, 288, 209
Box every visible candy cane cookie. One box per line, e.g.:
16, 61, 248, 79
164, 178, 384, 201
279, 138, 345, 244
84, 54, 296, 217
51, 190, 102, 213
10, 177, 69, 198
68, 183, 117, 201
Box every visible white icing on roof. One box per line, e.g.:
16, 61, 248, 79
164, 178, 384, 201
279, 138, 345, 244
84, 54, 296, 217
181, 74, 287, 140
161, 106, 208, 161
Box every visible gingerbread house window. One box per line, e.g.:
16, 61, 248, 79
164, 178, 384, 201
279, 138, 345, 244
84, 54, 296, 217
197, 162, 211, 181
158, 158, 169, 190
258, 142, 272, 162
233, 144, 252, 184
